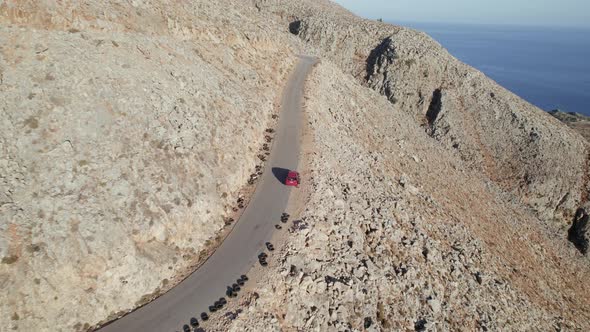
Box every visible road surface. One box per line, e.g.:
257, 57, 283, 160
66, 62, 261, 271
99, 55, 317, 332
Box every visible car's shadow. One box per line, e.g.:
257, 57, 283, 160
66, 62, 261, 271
272, 167, 290, 185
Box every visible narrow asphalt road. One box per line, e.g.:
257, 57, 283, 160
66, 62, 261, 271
100, 55, 317, 332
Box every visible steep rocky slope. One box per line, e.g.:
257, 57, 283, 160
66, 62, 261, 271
224, 60, 590, 332
256, 0, 589, 223
1, 0, 589, 331
0, 1, 295, 330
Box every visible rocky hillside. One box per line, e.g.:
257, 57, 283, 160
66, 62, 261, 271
550, 109, 590, 141
225, 58, 590, 332
0, 1, 294, 330
256, 0, 589, 224
1, 0, 589, 331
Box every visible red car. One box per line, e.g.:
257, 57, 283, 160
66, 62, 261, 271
285, 171, 300, 187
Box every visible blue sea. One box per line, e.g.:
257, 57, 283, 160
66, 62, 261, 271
396, 22, 590, 115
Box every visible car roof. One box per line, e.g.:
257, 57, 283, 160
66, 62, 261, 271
287, 171, 298, 176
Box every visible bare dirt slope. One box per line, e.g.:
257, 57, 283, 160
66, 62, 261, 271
1, 0, 589, 331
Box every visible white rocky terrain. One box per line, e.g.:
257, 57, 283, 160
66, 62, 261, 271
0, 1, 295, 330
1, 0, 589, 331
550, 110, 590, 142
256, 0, 588, 224
222, 60, 590, 332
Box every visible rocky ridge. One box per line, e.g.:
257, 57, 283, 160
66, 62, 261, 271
256, 0, 589, 223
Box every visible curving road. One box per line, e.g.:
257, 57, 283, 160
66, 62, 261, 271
99, 55, 317, 332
